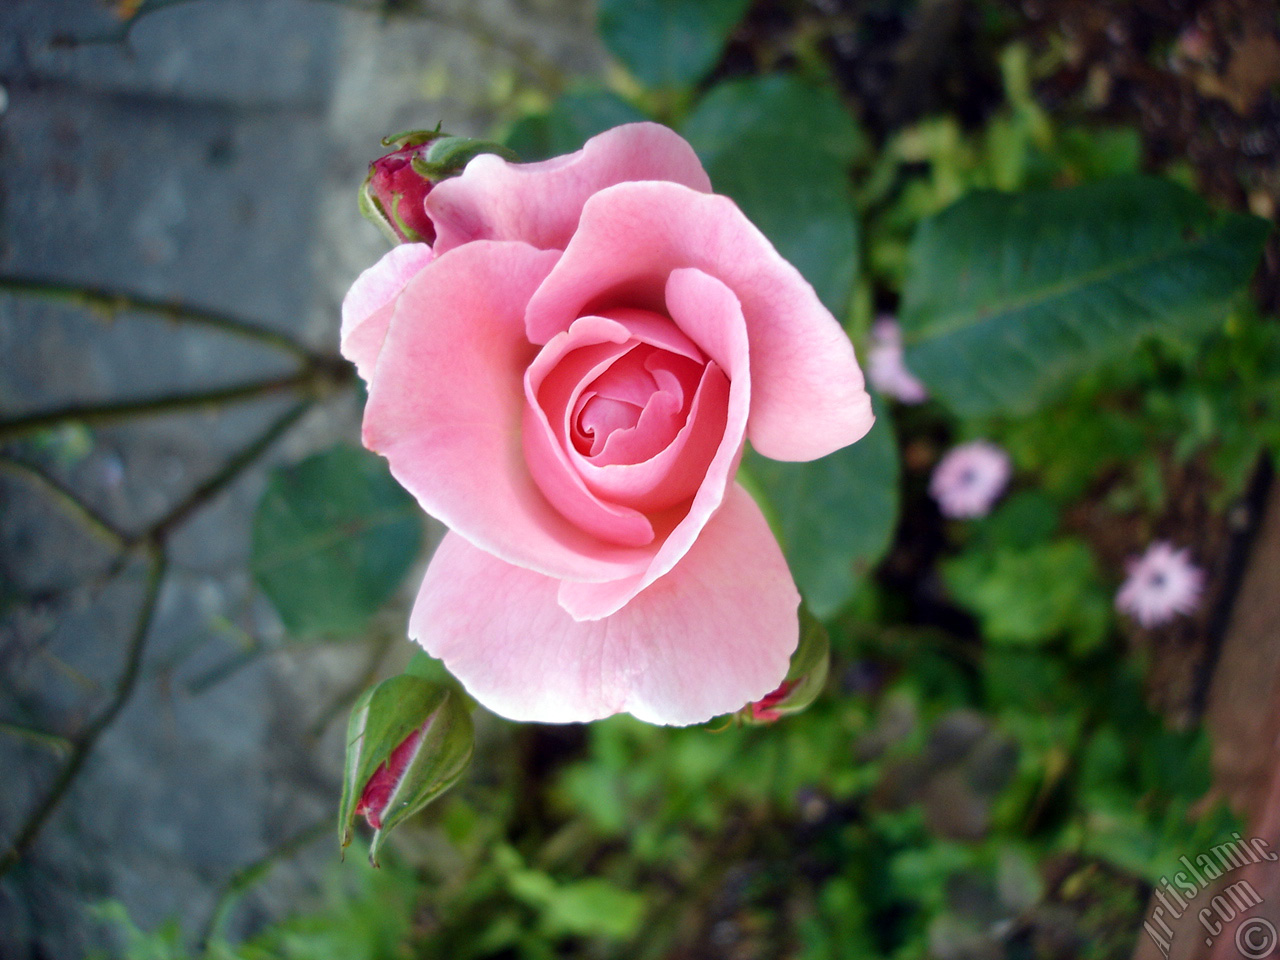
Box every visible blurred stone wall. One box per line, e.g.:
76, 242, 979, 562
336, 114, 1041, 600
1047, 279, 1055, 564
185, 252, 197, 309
0, 1, 603, 956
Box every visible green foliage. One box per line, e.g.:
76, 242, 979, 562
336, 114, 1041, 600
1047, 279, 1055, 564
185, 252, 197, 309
504, 89, 647, 162
597, 0, 753, 90
745, 400, 900, 617
945, 537, 1110, 651
682, 74, 864, 313
250, 445, 422, 639
990, 314, 1280, 508
89, 903, 189, 960
233, 851, 419, 960
943, 493, 1111, 653
900, 176, 1270, 417
1069, 680, 1239, 883
857, 43, 1148, 290
90, 849, 420, 960
493, 845, 644, 940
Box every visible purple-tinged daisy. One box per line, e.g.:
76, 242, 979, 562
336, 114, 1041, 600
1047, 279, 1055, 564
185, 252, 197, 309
929, 441, 1011, 519
867, 316, 928, 405
1116, 541, 1205, 628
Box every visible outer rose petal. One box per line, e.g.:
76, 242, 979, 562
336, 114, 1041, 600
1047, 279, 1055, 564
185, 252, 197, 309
525, 181, 875, 462
426, 123, 712, 255
411, 483, 800, 725
364, 240, 650, 583
340, 243, 434, 381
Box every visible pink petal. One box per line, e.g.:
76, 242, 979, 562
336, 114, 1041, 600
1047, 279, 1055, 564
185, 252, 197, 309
525, 182, 875, 462
363, 240, 650, 583
575, 363, 730, 512
586, 351, 700, 464
411, 483, 800, 725
340, 243, 435, 381
557, 269, 750, 621
522, 309, 711, 546
577, 393, 642, 455
427, 123, 713, 255
522, 317, 658, 547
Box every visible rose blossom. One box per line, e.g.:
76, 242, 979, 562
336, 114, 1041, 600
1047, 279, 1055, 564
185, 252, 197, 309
929, 440, 1011, 519
341, 123, 874, 725
1115, 541, 1204, 628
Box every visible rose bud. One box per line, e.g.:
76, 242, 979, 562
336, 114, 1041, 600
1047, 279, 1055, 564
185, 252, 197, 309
339, 674, 474, 866
359, 129, 517, 245
742, 608, 830, 724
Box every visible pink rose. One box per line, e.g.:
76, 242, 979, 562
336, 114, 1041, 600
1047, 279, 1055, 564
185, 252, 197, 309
341, 123, 873, 725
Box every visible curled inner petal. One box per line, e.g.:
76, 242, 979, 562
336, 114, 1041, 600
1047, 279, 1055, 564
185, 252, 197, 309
570, 347, 703, 465
524, 310, 722, 545
574, 393, 642, 456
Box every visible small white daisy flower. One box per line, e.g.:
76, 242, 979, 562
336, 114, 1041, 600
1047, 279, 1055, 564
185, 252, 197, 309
929, 441, 1011, 519
1116, 541, 1205, 628
867, 316, 928, 405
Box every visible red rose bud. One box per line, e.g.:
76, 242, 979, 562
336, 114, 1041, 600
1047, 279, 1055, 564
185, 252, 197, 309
741, 608, 830, 725
360, 129, 519, 245
360, 130, 443, 244
339, 674, 474, 866
354, 726, 423, 830
750, 680, 798, 723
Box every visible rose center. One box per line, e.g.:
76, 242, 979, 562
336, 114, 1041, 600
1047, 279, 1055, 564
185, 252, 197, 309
574, 395, 644, 455
568, 345, 700, 465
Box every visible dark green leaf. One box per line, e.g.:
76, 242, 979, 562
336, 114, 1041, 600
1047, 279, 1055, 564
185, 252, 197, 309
504, 89, 647, 162
745, 400, 900, 617
901, 176, 1271, 417
683, 75, 865, 167
251, 445, 422, 639
683, 75, 864, 313
598, 0, 752, 90
969, 490, 1059, 551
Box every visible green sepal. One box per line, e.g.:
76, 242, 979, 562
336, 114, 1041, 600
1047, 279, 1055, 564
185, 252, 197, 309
338, 674, 475, 866
357, 177, 407, 245
738, 606, 831, 725
780, 606, 831, 710
380, 125, 445, 150
413, 135, 519, 180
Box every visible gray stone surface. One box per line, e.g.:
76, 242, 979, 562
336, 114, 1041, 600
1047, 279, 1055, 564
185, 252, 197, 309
0, 0, 339, 108
0, 0, 605, 957
1, 89, 333, 337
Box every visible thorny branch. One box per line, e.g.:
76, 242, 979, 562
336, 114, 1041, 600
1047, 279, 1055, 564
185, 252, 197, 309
0, 456, 129, 548
0, 364, 348, 444
146, 398, 314, 540
0, 277, 319, 364
0, 550, 167, 877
